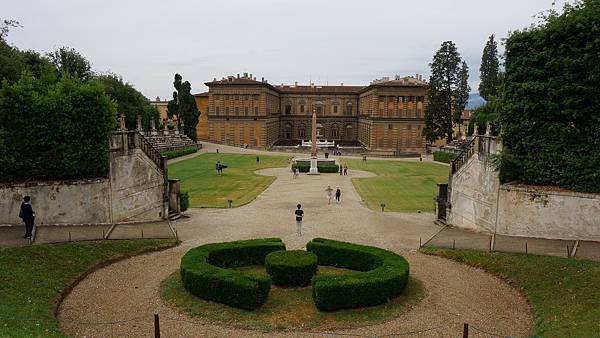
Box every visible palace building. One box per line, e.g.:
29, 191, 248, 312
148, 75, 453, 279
193, 73, 428, 153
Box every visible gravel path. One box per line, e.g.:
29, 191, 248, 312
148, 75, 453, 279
58, 165, 533, 337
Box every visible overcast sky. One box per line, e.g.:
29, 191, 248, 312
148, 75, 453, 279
4, 0, 569, 99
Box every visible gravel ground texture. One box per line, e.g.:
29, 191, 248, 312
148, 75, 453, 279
58, 154, 533, 338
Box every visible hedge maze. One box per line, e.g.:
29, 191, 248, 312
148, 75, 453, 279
180, 238, 410, 311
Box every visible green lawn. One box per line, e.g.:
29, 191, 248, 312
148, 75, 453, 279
161, 265, 423, 331
0, 239, 178, 337
168, 153, 290, 208
421, 247, 600, 338
342, 159, 448, 212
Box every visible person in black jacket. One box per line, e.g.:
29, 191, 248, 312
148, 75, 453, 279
19, 196, 35, 239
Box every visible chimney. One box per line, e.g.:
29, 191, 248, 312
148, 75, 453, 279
213, 77, 216, 81
237, 73, 240, 79
261, 77, 264, 82
341, 82, 344, 86
156, 96, 160, 101
243, 72, 248, 78
294, 81, 298, 87
249, 73, 253, 79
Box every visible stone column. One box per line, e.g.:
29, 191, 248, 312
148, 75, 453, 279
308, 110, 319, 175
173, 121, 179, 135
136, 114, 142, 132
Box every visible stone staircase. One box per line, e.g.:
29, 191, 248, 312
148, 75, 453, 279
144, 130, 197, 153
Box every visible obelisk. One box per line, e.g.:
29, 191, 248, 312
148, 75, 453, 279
308, 110, 319, 174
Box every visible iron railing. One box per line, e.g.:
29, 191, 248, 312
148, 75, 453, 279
450, 136, 477, 175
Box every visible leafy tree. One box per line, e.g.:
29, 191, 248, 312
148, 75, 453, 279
167, 73, 199, 140
47, 46, 93, 81
478, 35, 500, 101
0, 70, 116, 180
95, 73, 159, 131
0, 19, 21, 40
423, 41, 468, 143
500, 0, 600, 192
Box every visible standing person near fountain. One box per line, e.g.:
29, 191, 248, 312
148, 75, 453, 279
325, 185, 333, 205
335, 187, 342, 203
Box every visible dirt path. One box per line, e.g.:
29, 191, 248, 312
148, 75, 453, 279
58, 166, 532, 337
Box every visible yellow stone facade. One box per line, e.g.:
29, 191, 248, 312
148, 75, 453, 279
194, 73, 428, 153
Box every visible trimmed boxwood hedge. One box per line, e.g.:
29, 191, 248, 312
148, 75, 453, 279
292, 163, 340, 173
180, 238, 285, 310
433, 151, 458, 164
265, 250, 318, 286
307, 238, 410, 311
163, 146, 198, 159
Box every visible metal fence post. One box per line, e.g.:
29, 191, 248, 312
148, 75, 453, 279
154, 313, 160, 338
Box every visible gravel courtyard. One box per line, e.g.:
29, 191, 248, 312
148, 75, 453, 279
58, 163, 533, 337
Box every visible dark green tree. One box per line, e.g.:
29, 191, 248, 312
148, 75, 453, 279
47, 46, 93, 81
423, 41, 467, 143
453, 61, 471, 136
0, 19, 21, 40
167, 73, 199, 140
0, 70, 116, 180
95, 73, 159, 131
500, 0, 600, 192
478, 35, 500, 100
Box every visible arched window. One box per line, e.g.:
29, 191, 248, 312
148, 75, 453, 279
346, 102, 353, 115
284, 123, 293, 139
331, 125, 339, 139
298, 124, 306, 139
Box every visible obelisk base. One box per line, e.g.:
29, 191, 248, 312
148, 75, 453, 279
308, 157, 319, 175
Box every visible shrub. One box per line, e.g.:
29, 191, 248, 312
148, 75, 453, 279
0, 71, 116, 181
433, 151, 457, 164
179, 191, 189, 212
180, 238, 285, 310
265, 250, 317, 286
163, 146, 198, 159
307, 238, 410, 311
292, 163, 340, 173
500, 1, 600, 193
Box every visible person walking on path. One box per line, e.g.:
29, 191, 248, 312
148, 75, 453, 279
294, 168, 300, 179
19, 196, 35, 239
325, 185, 333, 205
335, 187, 341, 203
294, 204, 304, 236
256, 155, 260, 164
343, 165, 348, 176
339, 165, 343, 175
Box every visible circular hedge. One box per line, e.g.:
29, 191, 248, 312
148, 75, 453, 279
179, 238, 285, 310
307, 238, 410, 311
265, 250, 318, 286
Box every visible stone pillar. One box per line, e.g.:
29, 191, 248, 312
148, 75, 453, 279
136, 114, 143, 132
150, 117, 158, 136
308, 111, 319, 175
473, 124, 479, 136
485, 123, 492, 136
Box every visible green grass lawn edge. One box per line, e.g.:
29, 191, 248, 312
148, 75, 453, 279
420, 247, 600, 338
0, 239, 179, 337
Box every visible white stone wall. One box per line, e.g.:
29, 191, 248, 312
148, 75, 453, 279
448, 136, 600, 241
0, 179, 111, 225
0, 148, 165, 226
497, 186, 600, 241
447, 155, 500, 233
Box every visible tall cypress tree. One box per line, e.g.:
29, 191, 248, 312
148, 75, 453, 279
423, 41, 467, 143
454, 61, 471, 136
478, 35, 500, 100
167, 73, 199, 141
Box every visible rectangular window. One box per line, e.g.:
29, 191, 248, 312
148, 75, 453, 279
245, 107, 249, 116
316, 106, 322, 115
346, 105, 352, 115
333, 106, 338, 113
300, 105, 305, 113
285, 105, 292, 115
216, 107, 220, 115
225, 107, 229, 115
235, 107, 239, 115
254, 107, 259, 115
